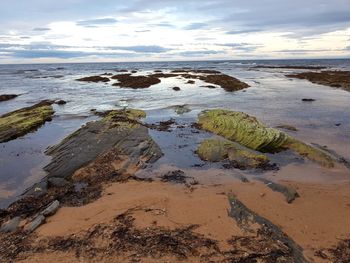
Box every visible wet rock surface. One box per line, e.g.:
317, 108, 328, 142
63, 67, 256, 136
76, 75, 110, 82
287, 70, 350, 92
228, 194, 307, 263
197, 138, 272, 170
315, 239, 350, 262
254, 65, 326, 70
255, 178, 299, 203
0, 100, 54, 143
0, 94, 18, 102
0, 216, 21, 233
197, 109, 336, 168
112, 74, 161, 88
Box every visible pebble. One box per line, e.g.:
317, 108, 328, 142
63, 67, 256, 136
41, 200, 60, 216
25, 215, 45, 233
0, 216, 21, 233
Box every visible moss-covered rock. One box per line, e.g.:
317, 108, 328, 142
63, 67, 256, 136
197, 138, 271, 169
197, 109, 335, 168
0, 100, 54, 143
198, 110, 288, 152
197, 138, 234, 162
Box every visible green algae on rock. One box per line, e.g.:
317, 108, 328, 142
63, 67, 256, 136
197, 138, 270, 169
197, 109, 335, 168
0, 100, 54, 143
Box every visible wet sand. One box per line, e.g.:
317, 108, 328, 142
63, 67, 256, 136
15, 179, 350, 262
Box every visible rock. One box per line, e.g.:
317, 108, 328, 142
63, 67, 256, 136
55, 100, 67, 105
197, 109, 335, 168
187, 80, 195, 84
255, 178, 299, 203
25, 215, 45, 232
197, 138, 271, 169
154, 70, 162, 73
276, 125, 298, 131
115, 69, 128, 72
48, 177, 69, 187
228, 195, 308, 262
44, 109, 162, 180
0, 217, 21, 233
287, 71, 350, 92
0, 100, 54, 143
23, 180, 48, 197
76, 76, 110, 82
302, 98, 315, 102
131, 70, 137, 73
197, 139, 234, 162
40, 200, 60, 216
197, 74, 249, 92
112, 74, 161, 89
172, 87, 181, 91
172, 105, 191, 115
0, 94, 18, 102
254, 65, 326, 70
227, 147, 270, 170
200, 85, 216, 89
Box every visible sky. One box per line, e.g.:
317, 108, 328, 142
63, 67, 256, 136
0, 0, 349, 63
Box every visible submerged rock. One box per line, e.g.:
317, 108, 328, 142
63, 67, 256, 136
197, 109, 335, 168
76, 76, 110, 82
276, 124, 298, 131
55, 99, 67, 105
0, 94, 18, 102
172, 105, 191, 115
172, 86, 181, 91
112, 74, 161, 89
287, 71, 350, 92
197, 138, 271, 169
302, 98, 316, 102
0, 100, 54, 143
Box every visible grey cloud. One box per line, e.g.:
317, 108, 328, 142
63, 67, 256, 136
226, 29, 262, 35
33, 27, 50, 31
77, 18, 117, 27
105, 45, 171, 53
183, 22, 207, 30
177, 50, 224, 56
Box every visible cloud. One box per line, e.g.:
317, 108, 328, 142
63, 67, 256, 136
76, 18, 118, 27
177, 50, 224, 56
226, 29, 262, 35
183, 22, 207, 30
105, 45, 171, 53
32, 27, 51, 31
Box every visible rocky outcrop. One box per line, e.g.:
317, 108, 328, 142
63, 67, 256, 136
197, 138, 271, 169
44, 109, 162, 180
0, 94, 18, 102
0, 100, 54, 143
76, 76, 110, 82
197, 109, 335, 168
287, 71, 350, 92
112, 74, 161, 89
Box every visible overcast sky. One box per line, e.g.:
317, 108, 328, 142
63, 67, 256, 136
0, 0, 349, 63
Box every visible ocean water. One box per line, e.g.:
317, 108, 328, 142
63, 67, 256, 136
0, 59, 350, 207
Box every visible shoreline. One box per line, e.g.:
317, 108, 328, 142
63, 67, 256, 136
1, 65, 350, 262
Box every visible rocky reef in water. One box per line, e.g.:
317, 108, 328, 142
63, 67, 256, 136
0, 100, 54, 143
287, 70, 350, 92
